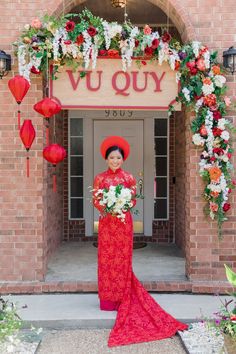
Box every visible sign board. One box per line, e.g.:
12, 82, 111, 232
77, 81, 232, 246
50, 58, 180, 110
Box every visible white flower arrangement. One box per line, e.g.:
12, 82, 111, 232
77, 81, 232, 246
94, 184, 135, 222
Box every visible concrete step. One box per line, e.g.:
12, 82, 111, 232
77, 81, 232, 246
4, 293, 231, 330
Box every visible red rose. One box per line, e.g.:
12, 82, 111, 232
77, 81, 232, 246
212, 127, 223, 137
99, 49, 107, 56
135, 39, 139, 47
65, 21, 75, 32
210, 156, 216, 162
230, 315, 236, 321
107, 49, 119, 57
76, 34, 84, 46
30, 66, 41, 74
151, 39, 159, 49
227, 153, 232, 159
162, 32, 171, 43
213, 111, 222, 120
87, 26, 97, 37
228, 188, 232, 193
145, 46, 153, 56
223, 203, 231, 212
141, 60, 147, 65
64, 40, 72, 45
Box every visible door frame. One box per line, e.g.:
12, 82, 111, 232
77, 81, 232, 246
68, 110, 168, 236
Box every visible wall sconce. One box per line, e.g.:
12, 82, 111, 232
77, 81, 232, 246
111, 0, 126, 8
0, 50, 11, 79
223, 46, 236, 75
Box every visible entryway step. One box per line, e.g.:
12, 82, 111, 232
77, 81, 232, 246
4, 293, 230, 330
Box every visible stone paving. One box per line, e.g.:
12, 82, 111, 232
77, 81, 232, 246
36, 329, 186, 354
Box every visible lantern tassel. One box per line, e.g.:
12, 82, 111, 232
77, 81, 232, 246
26, 156, 30, 177
53, 173, 56, 192
18, 109, 21, 130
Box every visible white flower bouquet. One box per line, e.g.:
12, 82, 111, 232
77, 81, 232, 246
94, 184, 136, 222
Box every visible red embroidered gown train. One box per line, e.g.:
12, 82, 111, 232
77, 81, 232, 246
93, 168, 188, 347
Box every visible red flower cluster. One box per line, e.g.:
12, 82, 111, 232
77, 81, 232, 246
213, 147, 224, 155
76, 34, 84, 46
212, 127, 222, 137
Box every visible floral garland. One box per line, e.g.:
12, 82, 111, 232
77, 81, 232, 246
14, 9, 235, 238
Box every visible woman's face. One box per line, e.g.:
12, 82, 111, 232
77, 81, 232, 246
106, 150, 123, 171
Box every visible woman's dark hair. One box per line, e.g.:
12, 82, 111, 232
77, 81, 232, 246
105, 145, 124, 159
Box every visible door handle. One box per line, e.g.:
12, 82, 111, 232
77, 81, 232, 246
138, 171, 144, 196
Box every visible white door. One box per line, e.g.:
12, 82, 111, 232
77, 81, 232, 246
93, 120, 144, 234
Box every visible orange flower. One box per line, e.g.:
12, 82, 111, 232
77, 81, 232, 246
211, 191, 219, 198
210, 202, 218, 212
212, 65, 221, 75
203, 77, 212, 85
209, 166, 222, 182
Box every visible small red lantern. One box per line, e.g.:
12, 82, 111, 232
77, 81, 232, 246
34, 98, 61, 145
8, 75, 30, 130
19, 120, 36, 177
43, 144, 66, 192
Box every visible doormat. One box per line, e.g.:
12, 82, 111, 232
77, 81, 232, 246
93, 242, 147, 249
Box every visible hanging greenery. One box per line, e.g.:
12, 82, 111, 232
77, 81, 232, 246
14, 9, 236, 238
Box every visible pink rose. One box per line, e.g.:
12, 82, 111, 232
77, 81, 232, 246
31, 18, 42, 29
224, 96, 231, 107
64, 40, 72, 45
143, 25, 152, 35
210, 202, 218, 212
196, 58, 206, 71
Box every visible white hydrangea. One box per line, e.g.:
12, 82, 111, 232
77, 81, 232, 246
217, 118, 228, 130
182, 87, 191, 102
192, 133, 205, 146
214, 75, 226, 88
221, 130, 230, 141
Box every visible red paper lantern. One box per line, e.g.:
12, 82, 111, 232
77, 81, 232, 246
43, 144, 66, 192
19, 120, 36, 177
8, 75, 30, 130
34, 98, 61, 145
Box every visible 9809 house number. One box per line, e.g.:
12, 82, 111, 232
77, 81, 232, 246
105, 110, 133, 118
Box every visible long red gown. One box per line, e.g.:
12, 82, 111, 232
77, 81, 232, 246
93, 167, 188, 347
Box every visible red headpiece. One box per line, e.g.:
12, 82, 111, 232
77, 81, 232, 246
100, 136, 130, 160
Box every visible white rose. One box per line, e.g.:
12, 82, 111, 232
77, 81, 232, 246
214, 75, 226, 88
24, 24, 30, 30
202, 83, 214, 95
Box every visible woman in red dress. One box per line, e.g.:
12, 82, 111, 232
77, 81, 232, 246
93, 136, 188, 347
